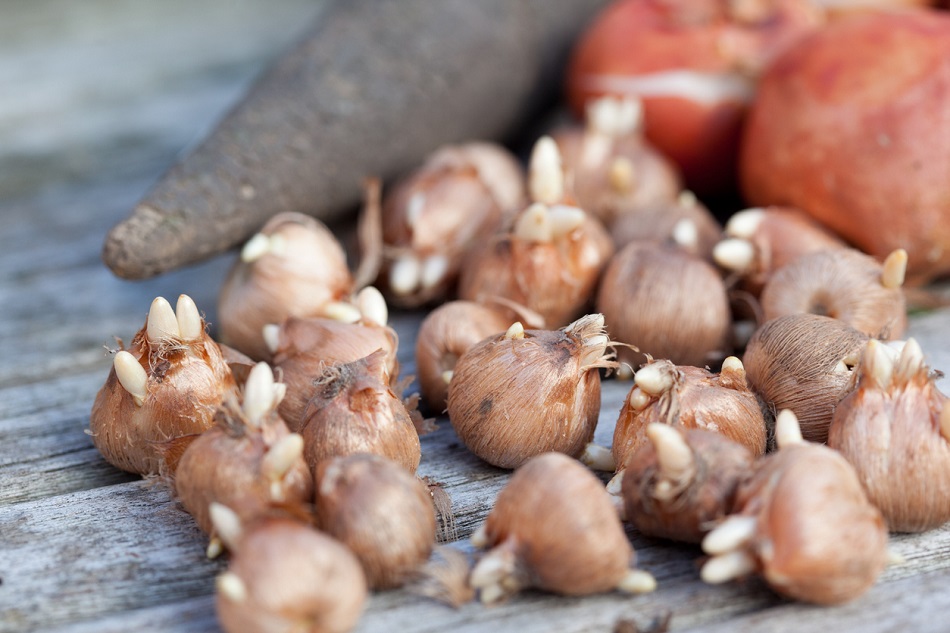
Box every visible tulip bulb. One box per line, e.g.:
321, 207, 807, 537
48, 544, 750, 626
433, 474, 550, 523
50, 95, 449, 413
470, 452, 654, 603
829, 338, 950, 532
612, 358, 766, 500
610, 190, 722, 258
381, 142, 525, 307
415, 299, 544, 413
700, 410, 888, 605
551, 96, 682, 229
315, 454, 437, 589
173, 362, 312, 534
713, 206, 846, 295
301, 350, 421, 474
597, 241, 732, 368
214, 511, 366, 633
459, 138, 615, 327
743, 313, 870, 444
217, 213, 354, 360
622, 425, 755, 543
269, 314, 399, 430
90, 295, 237, 475
446, 314, 616, 469
759, 248, 907, 339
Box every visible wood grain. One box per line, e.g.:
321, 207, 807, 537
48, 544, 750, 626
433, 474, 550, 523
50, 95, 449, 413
4, 1, 950, 632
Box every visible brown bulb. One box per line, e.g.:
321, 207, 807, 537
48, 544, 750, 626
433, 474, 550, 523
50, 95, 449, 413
760, 247, 907, 339
612, 358, 766, 490
415, 299, 543, 413
213, 509, 366, 633
381, 142, 525, 307
218, 213, 354, 360
174, 363, 312, 534
314, 454, 437, 589
829, 338, 950, 532
446, 315, 615, 469
90, 295, 237, 476
470, 452, 655, 603
743, 313, 869, 443
269, 308, 398, 431
551, 96, 681, 229
458, 204, 614, 328
458, 137, 615, 328
713, 206, 846, 295
597, 241, 732, 368
301, 350, 421, 475
622, 424, 754, 543
610, 191, 722, 258
701, 410, 888, 605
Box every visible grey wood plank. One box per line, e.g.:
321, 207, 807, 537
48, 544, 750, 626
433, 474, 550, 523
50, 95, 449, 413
5, 0, 950, 632
4, 476, 949, 633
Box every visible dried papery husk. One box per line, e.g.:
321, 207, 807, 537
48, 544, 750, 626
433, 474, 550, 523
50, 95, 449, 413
622, 426, 754, 543
551, 97, 682, 228
314, 454, 437, 589
415, 299, 544, 413
613, 359, 766, 485
713, 206, 847, 296
217, 212, 354, 360
597, 241, 732, 368
270, 316, 399, 430
301, 350, 421, 474
470, 452, 654, 603
743, 313, 869, 443
173, 364, 312, 534
610, 191, 722, 258
829, 338, 950, 532
701, 412, 887, 605
458, 205, 615, 328
409, 546, 476, 608
90, 295, 237, 476
446, 314, 616, 469
215, 515, 367, 633
759, 248, 907, 339
380, 142, 526, 308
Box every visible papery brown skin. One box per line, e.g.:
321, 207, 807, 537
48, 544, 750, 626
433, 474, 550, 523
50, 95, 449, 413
829, 355, 950, 532
740, 10, 950, 284
610, 193, 722, 258
743, 313, 868, 444
271, 317, 399, 430
458, 213, 614, 328
551, 124, 681, 229
446, 318, 609, 469
216, 519, 367, 633
380, 142, 525, 307
218, 213, 353, 360
90, 323, 237, 476
566, 0, 823, 195
479, 452, 637, 596
725, 206, 846, 295
760, 248, 907, 339
174, 397, 312, 534
622, 427, 754, 543
597, 242, 732, 367
613, 362, 766, 473
301, 350, 421, 474
315, 454, 437, 589
731, 443, 887, 604
415, 301, 515, 413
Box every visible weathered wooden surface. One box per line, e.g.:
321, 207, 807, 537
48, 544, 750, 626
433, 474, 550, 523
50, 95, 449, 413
3, 2, 950, 632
